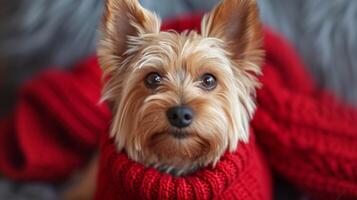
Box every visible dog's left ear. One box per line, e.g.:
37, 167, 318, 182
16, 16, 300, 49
201, 0, 263, 65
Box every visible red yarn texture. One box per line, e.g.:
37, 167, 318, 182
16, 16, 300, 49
0, 14, 356, 200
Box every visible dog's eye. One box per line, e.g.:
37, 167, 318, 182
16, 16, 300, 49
145, 72, 162, 89
200, 73, 217, 91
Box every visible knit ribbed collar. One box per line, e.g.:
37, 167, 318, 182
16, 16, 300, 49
99, 134, 254, 199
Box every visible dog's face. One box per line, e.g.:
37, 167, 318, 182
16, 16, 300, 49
98, 0, 263, 175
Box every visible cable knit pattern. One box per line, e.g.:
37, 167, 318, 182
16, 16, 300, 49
0, 14, 356, 200
253, 30, 357, 200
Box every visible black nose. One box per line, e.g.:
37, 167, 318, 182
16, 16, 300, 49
166, 106, 194, 128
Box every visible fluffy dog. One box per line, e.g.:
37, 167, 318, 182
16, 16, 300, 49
98, 0, 263, 175
63, 0, 263, 199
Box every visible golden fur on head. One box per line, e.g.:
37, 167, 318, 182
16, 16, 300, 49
98, 0, 263, 175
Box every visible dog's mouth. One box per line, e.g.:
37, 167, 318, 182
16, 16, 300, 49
150, 130, 191, 141
170, 130, 191, 139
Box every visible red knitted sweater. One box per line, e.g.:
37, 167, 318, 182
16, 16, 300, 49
0, 14, 356, 200
95, 133, 271, 200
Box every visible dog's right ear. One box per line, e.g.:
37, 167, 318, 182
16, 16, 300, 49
98, 0, 161, 102
98, 0, 161, 72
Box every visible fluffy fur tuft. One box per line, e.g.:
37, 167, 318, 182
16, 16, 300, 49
98, 0, 263, 176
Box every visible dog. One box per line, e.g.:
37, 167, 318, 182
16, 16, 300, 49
63, 0, 263, 198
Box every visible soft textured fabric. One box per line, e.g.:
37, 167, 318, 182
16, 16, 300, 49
0, 14, 356, 200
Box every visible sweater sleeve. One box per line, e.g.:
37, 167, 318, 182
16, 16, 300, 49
0, 56, 111, 182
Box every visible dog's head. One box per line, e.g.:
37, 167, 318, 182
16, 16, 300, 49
98, 0, 263, 175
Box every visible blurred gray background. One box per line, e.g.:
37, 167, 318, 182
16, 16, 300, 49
0, 0, 356, 199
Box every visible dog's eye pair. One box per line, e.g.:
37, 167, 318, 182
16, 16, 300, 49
145, 72, 216, 91
145, 72, 162, 89
200, 73, 217, 91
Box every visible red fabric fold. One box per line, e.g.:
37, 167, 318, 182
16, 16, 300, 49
0, 14, 356, 200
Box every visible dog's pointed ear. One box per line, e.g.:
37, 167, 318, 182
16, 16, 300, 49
201, 0, 263, 65
98, 0, 161, 69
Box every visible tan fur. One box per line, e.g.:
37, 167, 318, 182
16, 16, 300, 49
98, 0, 263, 176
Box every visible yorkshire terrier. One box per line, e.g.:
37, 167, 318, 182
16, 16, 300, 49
64, 0, 263, 198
